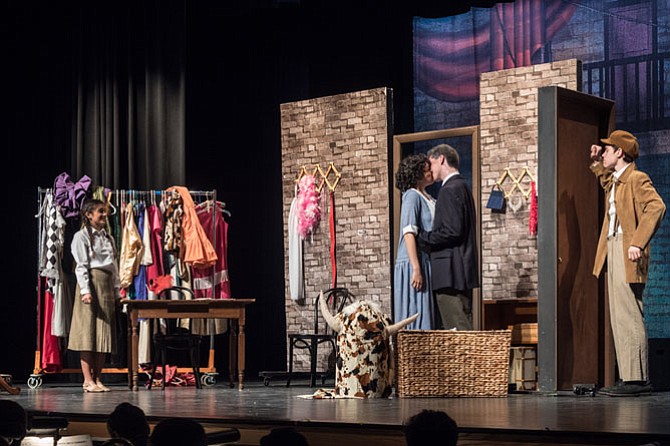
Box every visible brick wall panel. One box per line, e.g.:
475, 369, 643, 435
480, 60, 580, 300
280, 88, 392, 372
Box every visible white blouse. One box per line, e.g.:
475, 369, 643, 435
71, 227, 120, 295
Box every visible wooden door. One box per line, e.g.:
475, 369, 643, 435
538, 86, 616, 391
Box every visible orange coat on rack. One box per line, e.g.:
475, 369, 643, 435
166, 186, 218, 269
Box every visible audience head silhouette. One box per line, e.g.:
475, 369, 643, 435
260, 426, 309, 446
0, 400, 28, 446
150, 418, 207, 446
404, 409, 458, 446
107, 402, 150, 446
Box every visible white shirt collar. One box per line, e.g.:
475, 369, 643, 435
613, 163, 630, 181
442, 171, 460, 186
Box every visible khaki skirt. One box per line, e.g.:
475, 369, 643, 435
68, 268, 117, 353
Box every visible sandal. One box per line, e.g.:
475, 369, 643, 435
83, 383, 104, 393
96, 382, 111, 392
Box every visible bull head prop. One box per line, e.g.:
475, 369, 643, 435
319, 291, 418, 398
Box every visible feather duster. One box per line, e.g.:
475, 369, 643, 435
297, 174, 321, 239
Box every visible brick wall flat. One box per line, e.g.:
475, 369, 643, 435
479, 59, 580, 300
280, 87, 392, 372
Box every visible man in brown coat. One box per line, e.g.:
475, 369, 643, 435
589, 130, 666, 396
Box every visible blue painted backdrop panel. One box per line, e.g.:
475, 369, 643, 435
414, 0, 670, 338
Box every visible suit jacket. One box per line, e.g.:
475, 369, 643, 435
419, 174, 479, 291
591, 161, 665, 283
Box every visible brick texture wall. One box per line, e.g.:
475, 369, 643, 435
479, 59, 580, 300
280, 87, 392, 372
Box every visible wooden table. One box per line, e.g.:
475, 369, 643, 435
122, 299, 255, 391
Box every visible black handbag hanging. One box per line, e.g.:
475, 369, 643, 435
485, 185, 506, 213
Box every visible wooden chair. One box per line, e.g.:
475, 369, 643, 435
149, 287, 202, 390
287, 287, 355, 387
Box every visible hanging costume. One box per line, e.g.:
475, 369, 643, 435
52, 172, 92, 219
166, 186, 218, 268
119, 203, 144, 290
146, 203, 165, 299
193, 201, 231, 299
191, 200, 230, 336
288, 194, 304, 301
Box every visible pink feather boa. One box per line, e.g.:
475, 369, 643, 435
297, 174, 321, 239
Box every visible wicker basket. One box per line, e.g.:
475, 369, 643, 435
396, 330, 512, 397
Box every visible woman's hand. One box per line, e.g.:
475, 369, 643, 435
81, 293, 92, 304
411, 267, 423, 291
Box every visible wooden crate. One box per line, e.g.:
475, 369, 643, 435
509, 323, 538, 344
509, 346, 537, 391
396, 330, 511, 397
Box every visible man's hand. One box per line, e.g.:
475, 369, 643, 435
590, 144, 603, 161
81, 293, 92, 304
628, 245, 642, 262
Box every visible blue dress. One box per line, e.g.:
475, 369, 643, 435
393, 189, 435, 330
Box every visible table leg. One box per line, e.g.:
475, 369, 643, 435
228, 319, 236, 388
238, 317, 246, 390
130, 310, 139, 391
126, 314, 131, 389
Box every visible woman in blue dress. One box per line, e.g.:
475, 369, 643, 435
393, 153, 435, 330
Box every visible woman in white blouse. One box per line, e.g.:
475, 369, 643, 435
69, 198, 121, 392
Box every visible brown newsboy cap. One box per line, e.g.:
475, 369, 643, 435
601, 130, 639, 160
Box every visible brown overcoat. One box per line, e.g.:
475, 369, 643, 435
591, 161, 666, 283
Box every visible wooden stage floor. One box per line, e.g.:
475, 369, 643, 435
4, 377, 670, 446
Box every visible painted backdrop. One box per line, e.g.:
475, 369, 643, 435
414, 0, 669, 338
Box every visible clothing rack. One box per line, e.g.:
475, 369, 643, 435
30, 186, 228, 389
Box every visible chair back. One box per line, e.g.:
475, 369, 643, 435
314, 288, 355, 335
101, 439, 135, 446
157, 286, 194, 301
155, 286, 195, 335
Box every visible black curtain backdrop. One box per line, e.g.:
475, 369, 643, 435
6, 1, 497, 383
71, 0, 186, 189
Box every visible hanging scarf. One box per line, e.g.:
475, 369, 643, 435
529, 181, 538, 236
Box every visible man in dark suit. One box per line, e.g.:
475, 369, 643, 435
419, 144, 479, 330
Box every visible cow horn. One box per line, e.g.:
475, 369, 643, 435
319, 290, 342, 332
385, 313, 419, 336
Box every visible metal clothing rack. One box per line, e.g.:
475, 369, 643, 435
30, 186, 225, 389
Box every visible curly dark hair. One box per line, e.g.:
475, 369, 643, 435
395, 153, 429, 192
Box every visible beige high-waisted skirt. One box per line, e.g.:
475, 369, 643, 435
68, 268, 117, 353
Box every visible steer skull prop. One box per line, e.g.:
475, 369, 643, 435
319, 292, 418, 398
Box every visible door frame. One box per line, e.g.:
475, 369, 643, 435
392, 126, 482, 329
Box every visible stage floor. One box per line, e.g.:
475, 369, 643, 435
4, 377, 670, 445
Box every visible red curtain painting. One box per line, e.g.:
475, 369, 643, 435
415, 0, 577, 102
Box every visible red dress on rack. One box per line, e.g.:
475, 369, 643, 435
42, 283, 62, 372
192, 202, 231, 299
